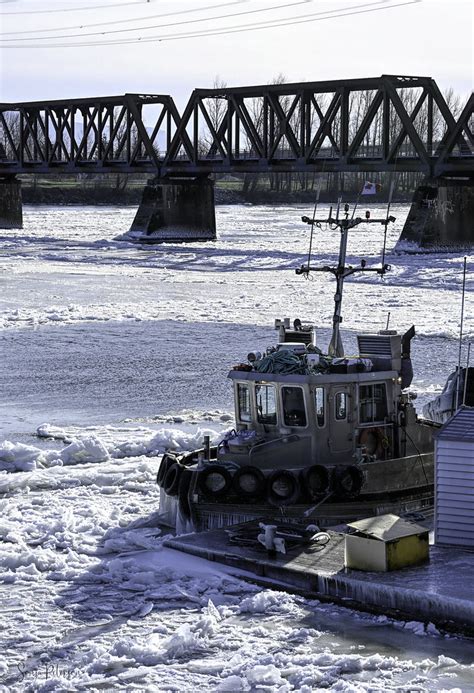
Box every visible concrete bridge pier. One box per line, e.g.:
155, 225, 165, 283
120, 176, 216, 243
398, 178, 474, 249
0, 177, 23, 229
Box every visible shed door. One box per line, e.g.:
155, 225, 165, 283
329, 386, 353, 453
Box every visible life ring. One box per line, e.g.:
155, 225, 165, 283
198, 465, 233, 499
300, 465, 331, 500
359, 427, 387, 458
233, 466, 266, 499
178, 468, 194, 520
162, 462, 182, 497
267, 470, 301, 506
333, 465, 364, 498
157, 453, 177, 487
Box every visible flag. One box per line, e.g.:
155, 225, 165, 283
361, 181, 381, 195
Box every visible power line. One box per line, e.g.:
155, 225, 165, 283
0, 0, 156, 14
2, 0, 246, 34
0, 0, 422, 48
2, 0, 314, 41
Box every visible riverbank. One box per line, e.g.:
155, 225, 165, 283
20, 183, 415, 206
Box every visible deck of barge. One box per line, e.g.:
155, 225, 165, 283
164, 520, 474, 636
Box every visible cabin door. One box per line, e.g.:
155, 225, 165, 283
328, 386, 353, 454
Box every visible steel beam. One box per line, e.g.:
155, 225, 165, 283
0, 77, 472, 177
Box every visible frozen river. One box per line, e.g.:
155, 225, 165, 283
0, 203, 473, 691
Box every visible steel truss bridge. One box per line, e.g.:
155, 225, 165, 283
0, 75, 473, 179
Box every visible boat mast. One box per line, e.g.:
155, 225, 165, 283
296, 203, 395, 357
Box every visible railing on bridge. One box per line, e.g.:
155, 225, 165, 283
0, 75, 473, 177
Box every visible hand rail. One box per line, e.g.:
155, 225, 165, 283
249, 433, 301, 462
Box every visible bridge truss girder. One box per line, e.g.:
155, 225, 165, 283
163, 75, 473, 177
0, 76, 472, 178
0, 93, 182, 175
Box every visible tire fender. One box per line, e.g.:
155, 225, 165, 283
267, 469, 301, 506
163, 462, 182, 497
300, 464, 331, 500
178, 468, 195, 520
157, 453, 177, 487
198, 465, 233, 499
333, 465, 364, 498
233, 465, 266, 499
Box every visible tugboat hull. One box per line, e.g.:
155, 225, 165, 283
193, 489, 434, 531
157, 451, 434, 531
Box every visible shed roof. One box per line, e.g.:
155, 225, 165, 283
435, 406, 474, 443
347, 514, 428, 541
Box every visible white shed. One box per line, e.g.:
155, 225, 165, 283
435, 406, 474, 549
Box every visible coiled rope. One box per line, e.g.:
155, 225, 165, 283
254, 350, 307, 375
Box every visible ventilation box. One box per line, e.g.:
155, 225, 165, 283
357, 332, 401, 372
344, 514, 429, 572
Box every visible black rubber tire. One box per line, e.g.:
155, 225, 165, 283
267, 469, 301, 506
198, 465, 233, 499
178, 468, 194, 520
233, 465, 266, 499
163, 462, 182, 497
157, 453, 176, 487
333, 465, 364, 498
300, 464, 330, 500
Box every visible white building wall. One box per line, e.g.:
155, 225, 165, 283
435, 439, 474, 548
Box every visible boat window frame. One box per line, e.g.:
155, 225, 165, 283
358, 382, 388, 424
281, 385, 308, 428
314, 386, 326, 428
236, 382, 252, 423
255, 381, 278, 426
335, 390, 348, 421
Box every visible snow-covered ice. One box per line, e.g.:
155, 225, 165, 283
0, 203, 473, 691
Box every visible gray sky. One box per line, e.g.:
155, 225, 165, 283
0, 0, 472, 106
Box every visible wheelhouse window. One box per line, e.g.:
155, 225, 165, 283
335, 392, 348, 420
359, 383, 388, 423
282, 386, 307, 427
315, 387, 325, 427
255, 383, 277, 425
237, 383, 252, 422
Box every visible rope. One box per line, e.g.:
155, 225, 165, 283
381, 173, 396, 268
403, 429, 429, 486
254, 350, 308, 375
306, 180, 321, 270
226, 522, 331, 552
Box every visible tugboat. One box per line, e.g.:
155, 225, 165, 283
157, 201, 436, 531
423, 367, 474, 424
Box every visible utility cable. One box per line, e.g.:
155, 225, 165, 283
1, 1, 254, 35
0, 0, 422, 47
0, 0, 157, 14
0, 0, 316, 42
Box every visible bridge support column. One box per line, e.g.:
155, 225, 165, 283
398, 178, 474, 249
0, 177, 23, 229
120, 176, 216, 243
